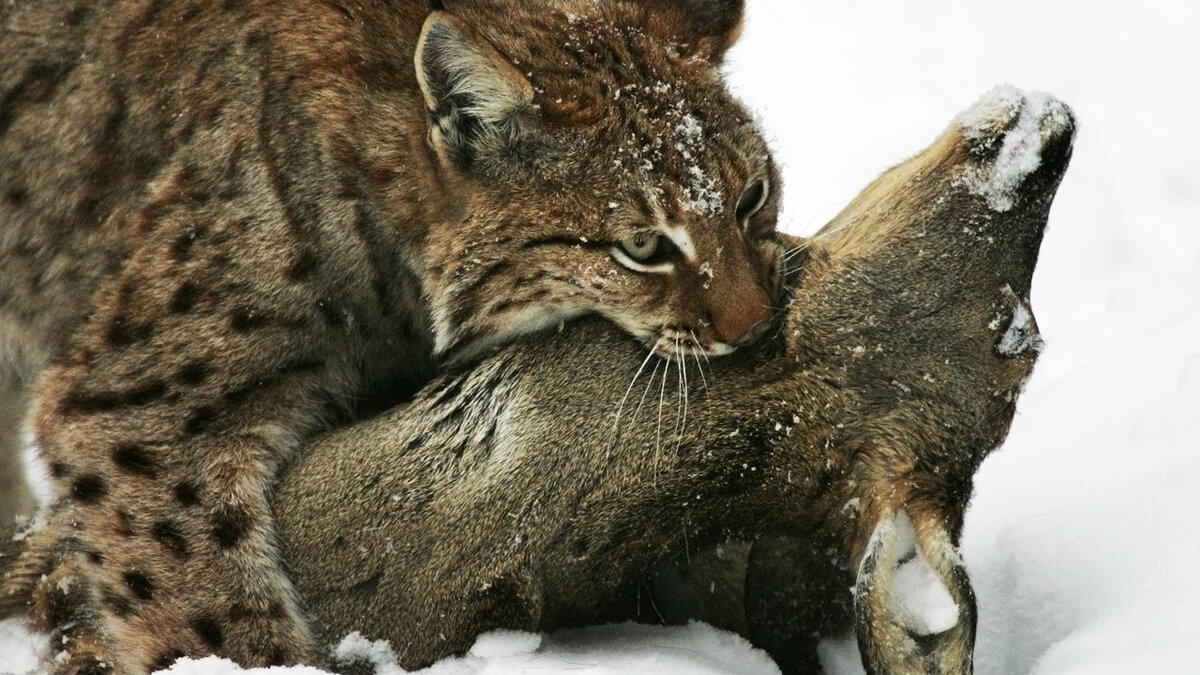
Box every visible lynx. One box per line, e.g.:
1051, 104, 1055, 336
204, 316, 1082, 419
3, 87, 1075, 674
0, 0, 782, 670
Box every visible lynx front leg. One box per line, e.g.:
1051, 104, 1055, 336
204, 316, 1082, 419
34, 331, 334, 671
27, 181, 381, 671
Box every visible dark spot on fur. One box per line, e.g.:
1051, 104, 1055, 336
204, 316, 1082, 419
44, 580, 76, 626
286, 249, 319, 281
87, 551, 105, 566
153, 520, 189, 558
151, 651, 184, 671
4, 187, 29, 206
266, 647, 290, 667
174, 480, 201, 506
184, 406, 218, 435
210, 509, 252, 548
60, 381, 167, 414
126, 381, 168, 406
348, 572, 381, 599
49, 461, 72, 478
170, 226, 205, 261
112, 444, 157, 477
0, 61, 74, 136
60, 391, 112, 415
222, 381, 261, 405
315, 300, 345, 329
179, 4, 203, 23
227, 601, 251, 621
177, 361, 210, 386
115, 509, 135, 537
279, 356, 325, 376
123, 571, 155, 601
268, 600, 286, 619
169, 281, 200, 313
71, 474, 108, 503
191, 615, 225, 649
230, 307, 268, 333
65, 5, 91, 26
323, 0, 355, 22
571, 538, 590, 558
227, 598, 287, 623
102, 586, 134, 618
106, 317, 155, 348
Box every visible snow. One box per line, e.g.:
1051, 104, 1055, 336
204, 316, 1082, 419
673, 114, 724, 215
996, 285, 1044, 358
0, 620, 46, 675
142, 625, 778, 675
332, 633, 405, 672
958, 86, 1074, 212
5, 1, 1200, 673
885, 512, 960, 637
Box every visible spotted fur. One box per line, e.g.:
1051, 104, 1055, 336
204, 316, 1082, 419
1, 0, 781, 671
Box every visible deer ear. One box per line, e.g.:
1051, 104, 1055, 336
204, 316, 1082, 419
415, 11, 534, 170
644, 0, 746, 62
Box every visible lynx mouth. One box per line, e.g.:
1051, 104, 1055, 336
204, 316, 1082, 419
648, 331, 735, 361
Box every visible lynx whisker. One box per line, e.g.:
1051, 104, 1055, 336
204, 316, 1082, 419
609, 345, 660, 457
782, 243, 811, 261
694, 333, 715, 384
673, 339, 684, 447
631, 358, 663, 430
653, 354, 672, 487
695, 353, 708, 390
677, 343, 690, 455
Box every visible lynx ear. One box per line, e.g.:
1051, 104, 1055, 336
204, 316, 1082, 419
415, 12, 535, 170
644, 0, 746, 61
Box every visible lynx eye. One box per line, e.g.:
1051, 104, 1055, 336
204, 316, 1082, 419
616, 232, 677, 267
735, 179, 769, 224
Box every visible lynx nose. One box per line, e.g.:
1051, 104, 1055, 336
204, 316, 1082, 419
712, 294, 772, 347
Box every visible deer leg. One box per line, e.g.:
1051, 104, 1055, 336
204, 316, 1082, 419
853, 508, 976, 675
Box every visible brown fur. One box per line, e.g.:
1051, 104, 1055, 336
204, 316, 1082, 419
4, 91, 1073, 672
1, 0, 780, 671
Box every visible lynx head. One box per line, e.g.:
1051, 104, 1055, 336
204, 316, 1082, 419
416, 0, 784, 364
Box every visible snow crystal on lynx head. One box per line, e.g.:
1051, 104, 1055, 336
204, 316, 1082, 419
957, 85, 1073, 212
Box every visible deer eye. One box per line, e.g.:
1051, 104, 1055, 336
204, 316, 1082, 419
735, 179, 769, 224
617, 232, 677, 266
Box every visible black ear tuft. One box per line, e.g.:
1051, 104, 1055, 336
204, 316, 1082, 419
644, 0, 746, 61
685, 0, 745, 42
415, 12, 534, 170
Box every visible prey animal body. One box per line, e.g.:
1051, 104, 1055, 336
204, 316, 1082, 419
0, 0, 782, 670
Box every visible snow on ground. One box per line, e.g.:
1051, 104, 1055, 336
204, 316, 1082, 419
153, 624, 779, 675
4, 1, 1200, 673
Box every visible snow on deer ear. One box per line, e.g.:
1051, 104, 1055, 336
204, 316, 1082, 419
643, 0, 746, 62
415, 11, 534, 170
